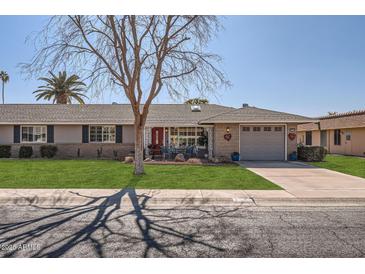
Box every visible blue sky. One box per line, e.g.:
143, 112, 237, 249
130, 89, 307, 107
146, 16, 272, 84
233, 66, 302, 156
0, 16, 365, 117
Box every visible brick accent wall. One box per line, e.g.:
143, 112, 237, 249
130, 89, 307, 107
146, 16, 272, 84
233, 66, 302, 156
9, 143, 135, 160
213, 124, 239, 158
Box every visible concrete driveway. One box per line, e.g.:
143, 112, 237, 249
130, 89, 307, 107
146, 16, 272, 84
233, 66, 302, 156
240, 161, 365, 198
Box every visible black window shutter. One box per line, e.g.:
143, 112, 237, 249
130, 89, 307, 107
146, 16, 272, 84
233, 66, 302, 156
305, 131, 312, 146
47, 125, 54, 143
334, 129, 341, 145
14, 125, 20, 143
338, 130, 341, 145
82, 125, 89, 143
116, 125, 123, 143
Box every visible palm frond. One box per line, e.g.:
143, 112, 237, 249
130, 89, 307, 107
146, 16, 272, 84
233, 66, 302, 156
33, 71, 88, 104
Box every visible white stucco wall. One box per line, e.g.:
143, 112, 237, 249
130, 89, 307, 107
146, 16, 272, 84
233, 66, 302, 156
0, 125, 13, 144
123, 125, 135, 144
54, 125, 82, 144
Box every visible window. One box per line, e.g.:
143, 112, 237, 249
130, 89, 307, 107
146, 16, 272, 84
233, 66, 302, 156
275, 127, 283, 132
305, 131, 312, 146
169, 127, 206, 147
253, 127, 261, 132
21, 126, 47, 143
334, 129, 341, 145
242, 127, 250, 132
320, 130, 327, 147
264, 127, 272, 132
345, 132, 351, 141
90, 126, 115, 143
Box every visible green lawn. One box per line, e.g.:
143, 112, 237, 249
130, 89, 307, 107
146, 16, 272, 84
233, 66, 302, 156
0, 159, 280, 189
309, 155, 365, 179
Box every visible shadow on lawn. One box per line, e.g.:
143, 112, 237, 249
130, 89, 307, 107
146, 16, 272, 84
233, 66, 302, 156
0, 180, 238, 258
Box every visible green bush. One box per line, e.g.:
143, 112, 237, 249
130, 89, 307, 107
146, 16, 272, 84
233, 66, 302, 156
0, 145, 11, 158
297, 146, 327, 162
19, 146, 33, 158
40, 145, 58, 158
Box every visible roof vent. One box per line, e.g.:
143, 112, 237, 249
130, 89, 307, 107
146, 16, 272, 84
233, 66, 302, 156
191, 105, 201, 112
242, 103, 249, 108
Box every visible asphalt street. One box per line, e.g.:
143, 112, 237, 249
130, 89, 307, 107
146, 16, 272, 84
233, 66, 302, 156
0, 202, 364, 258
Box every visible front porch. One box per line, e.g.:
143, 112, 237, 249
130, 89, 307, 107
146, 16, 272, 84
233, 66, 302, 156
144, 126, 214, 160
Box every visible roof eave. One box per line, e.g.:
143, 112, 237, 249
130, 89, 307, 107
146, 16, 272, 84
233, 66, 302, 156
199, 120, 318, 124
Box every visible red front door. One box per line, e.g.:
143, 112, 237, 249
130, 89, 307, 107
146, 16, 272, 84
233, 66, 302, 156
152, 127, 164, 146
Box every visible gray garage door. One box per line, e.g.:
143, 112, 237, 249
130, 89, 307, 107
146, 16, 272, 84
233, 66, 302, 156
240, 125, 285, 160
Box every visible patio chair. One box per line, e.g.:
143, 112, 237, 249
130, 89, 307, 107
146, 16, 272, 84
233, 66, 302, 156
161, 146, 173, 161
185, 145, 194, 159
192, 146, 199, 158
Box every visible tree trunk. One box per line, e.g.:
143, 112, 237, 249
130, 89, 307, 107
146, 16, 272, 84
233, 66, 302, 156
1, 82, 4, 104
56, 94, 68, 104
134, 124, 145, 175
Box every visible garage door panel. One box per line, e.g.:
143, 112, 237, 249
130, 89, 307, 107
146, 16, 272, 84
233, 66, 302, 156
240, 126, 285, 160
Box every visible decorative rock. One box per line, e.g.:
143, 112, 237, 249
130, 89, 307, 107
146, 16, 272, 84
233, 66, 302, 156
175, 153, 185, 162
211, 156, 231, 163
144, 157, 152, 162
124, 156, 134, 163
187, 158, 202, 164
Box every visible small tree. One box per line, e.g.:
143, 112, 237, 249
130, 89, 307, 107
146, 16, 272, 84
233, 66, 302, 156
22, 16, 229, 175
0, 71, 9, 104
184, 98, 209, 105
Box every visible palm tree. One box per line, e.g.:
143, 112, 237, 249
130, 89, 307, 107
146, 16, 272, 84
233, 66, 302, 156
0, 71, 9, 104
33, 71, 88, 104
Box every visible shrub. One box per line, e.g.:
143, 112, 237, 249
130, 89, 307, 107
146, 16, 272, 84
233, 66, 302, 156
40, 145, 58, 158
297, 146, 327, 162
0, 145, 11, 158
19, 146, 33, 158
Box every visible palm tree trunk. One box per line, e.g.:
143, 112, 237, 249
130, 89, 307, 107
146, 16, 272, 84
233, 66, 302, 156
56, 94, 68, 104
1, 81, 4, 104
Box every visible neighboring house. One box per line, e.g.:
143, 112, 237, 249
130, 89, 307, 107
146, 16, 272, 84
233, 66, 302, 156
297, 110, 365, 157
0, 104, 313, 160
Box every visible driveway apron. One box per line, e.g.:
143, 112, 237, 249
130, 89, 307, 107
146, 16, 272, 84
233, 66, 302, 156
240, 161, 365, 198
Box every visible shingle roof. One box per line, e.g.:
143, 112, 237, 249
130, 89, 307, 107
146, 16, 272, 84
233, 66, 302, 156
0, 104, 315, 126
298, 109, 365, 131
319, 112, 365, 130
199, 106, 315, 124
318, 109, 365, 119
0, 104, 234, 126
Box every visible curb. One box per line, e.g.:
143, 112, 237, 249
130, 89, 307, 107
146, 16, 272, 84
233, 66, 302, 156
1, 195, 365, 207
251, 198, 365, 207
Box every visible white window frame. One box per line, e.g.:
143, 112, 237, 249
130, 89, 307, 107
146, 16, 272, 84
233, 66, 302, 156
89, 125, 116, 143
167, 127, 207, 148
20, 125, 47, 143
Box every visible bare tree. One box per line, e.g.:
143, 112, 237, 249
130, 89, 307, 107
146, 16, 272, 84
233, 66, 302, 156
22, 16, 229, 175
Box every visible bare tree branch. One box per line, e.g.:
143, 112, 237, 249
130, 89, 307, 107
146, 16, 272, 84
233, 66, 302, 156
21, 15, 230, 174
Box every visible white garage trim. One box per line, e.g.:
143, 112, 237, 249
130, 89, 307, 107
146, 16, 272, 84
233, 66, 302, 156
239, 123, 287, 161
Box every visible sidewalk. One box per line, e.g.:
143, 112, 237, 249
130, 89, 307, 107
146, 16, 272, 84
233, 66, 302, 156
1, 188, 365, 207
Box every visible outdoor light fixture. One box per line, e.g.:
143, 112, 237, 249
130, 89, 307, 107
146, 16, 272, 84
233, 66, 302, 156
226, 127, 230, 133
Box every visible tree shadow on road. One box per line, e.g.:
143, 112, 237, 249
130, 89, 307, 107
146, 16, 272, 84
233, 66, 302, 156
0, 183, 238, 258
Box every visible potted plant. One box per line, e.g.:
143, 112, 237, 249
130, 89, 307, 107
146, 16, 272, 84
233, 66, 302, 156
231, 152, 240, 161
